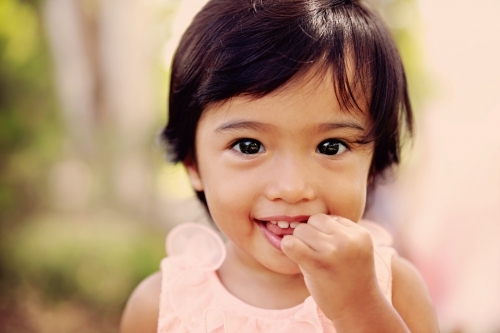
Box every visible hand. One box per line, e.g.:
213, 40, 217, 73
281, 213, 382, 321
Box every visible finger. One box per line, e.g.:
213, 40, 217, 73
334, 216, 359, 228
307, 213, 358, 235
292, 222, 333, 252
280, 234, 315, 266
333, 216, 372, 238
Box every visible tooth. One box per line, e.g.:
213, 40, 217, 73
277, 221, 289, 228
269, 221, 277, 224
290, 222, 300, 228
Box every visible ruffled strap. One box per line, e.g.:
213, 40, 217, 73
158, 223, 226, 333
166, 223, 226, 271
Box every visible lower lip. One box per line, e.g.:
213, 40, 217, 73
257, 221, 284, 251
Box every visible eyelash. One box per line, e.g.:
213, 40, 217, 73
230, 138, 350, 156
316, 139, 349, 156
231, 139, 265, 155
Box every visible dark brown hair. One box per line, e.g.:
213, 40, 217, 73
161, 0, 413, 206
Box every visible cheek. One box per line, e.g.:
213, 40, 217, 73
324, 181, 366, 218
199, 149, 263, 198
350, 173, 370, 220
201, 165, 259, 218
204, 180, 257, 242
321, 163, 369, 220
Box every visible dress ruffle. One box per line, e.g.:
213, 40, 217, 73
158, 221, 394, 333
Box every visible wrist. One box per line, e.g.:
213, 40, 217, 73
325, 282, 383, 323
325, 286, 409, 333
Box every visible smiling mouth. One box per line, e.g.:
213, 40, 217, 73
256, 219, 305, 250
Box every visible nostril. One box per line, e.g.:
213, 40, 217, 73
264, 186, 316, 204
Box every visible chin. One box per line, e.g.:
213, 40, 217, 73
261, 255, 303, 276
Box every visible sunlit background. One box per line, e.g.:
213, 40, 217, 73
0, 0, 498, 332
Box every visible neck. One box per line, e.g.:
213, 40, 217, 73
217, 241, 310, 309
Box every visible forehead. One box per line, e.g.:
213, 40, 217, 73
201, 67, 371, 130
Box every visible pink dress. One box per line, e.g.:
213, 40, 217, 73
157, 221, 395, 333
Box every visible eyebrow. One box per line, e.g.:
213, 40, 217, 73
215, 120, 275, 133
214, 120, 366, 133
316, 121, 366, 132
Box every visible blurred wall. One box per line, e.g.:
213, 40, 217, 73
393, 1, 500, 332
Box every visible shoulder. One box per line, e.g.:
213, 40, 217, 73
391, 254, 441, 333
120, 272, 162, 333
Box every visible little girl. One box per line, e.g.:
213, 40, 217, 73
121, 0, 440, 332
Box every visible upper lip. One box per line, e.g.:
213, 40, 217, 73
256, 215, 311, 223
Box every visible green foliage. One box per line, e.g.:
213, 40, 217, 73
7, 212, 166, 311
0, 2, 169, 330
0, 0, 39, 67
0, 0, 60, 225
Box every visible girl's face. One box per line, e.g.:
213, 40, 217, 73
185, 71, 374, 275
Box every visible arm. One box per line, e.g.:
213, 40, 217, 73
120, 272, 161, 333
391, 255, 441, 333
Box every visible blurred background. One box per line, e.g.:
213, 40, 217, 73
0, 0, 498, 332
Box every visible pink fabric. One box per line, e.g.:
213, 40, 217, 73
158, 220, 395, 333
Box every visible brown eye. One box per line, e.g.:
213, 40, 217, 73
317, 140, 347, 155
232, 139, 264, 154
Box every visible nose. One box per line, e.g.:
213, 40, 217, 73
264, 155, 316, 204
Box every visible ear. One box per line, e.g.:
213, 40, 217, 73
183, 155, 204, 191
